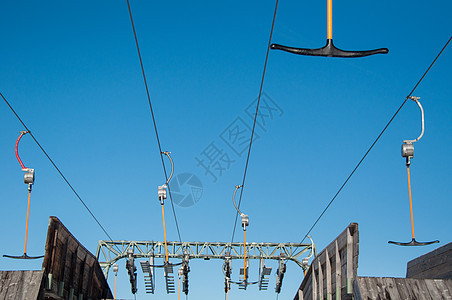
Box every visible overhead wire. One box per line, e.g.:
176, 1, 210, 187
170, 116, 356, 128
1, 91, 119, 249
125, 0, 182, 243
295, 35, 451, 247
230, 0, 279, 244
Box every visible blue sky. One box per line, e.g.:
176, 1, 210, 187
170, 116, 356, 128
0, 0, 451, 299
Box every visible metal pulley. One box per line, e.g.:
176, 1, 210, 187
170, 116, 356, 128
401, 143, 414, 159
158, 185, 167, 204
113, 263, 119, 274
24, 168, 35, 186
241, 214, 249, 230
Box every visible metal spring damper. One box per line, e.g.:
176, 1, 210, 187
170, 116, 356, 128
388, 97, 439, 246
4, 131, 44, 260
271, 0, 388, 58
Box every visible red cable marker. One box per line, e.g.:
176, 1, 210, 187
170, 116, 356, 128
15, 131, 27, 170
4, 131, 44, 259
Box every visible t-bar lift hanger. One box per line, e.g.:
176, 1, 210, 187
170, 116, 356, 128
232, 185, 250, 287
271, 0, 388, 57
158, 151, 174, 264
388, 97, 439, 246
4, 131, 44, 259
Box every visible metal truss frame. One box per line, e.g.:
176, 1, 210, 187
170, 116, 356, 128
96, 240, 315, 278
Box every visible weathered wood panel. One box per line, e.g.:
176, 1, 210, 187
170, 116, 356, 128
294, 223, 359, 300
407, 242, 452, 279
42, 216, 112, 300
354, 277, 452, 300
0, 270, 44, 300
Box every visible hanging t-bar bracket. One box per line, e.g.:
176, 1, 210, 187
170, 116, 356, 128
271, 0, 388, 58
389, 96, 439, 247
3, 131, 43, 260
271, 39, 388, 58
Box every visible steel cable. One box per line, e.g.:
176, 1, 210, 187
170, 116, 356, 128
230, 0, 279, 244
126, 0, 182, 242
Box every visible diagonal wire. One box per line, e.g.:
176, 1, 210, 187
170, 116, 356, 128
231, 0, 279, 244
296, 35, 451, 247
1, 91, 119, 248
126, 0, 182, 242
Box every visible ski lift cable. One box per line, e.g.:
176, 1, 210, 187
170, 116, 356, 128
126, 0, 182, 243
1, 92, 120, 251
294, 35, 451, 249
230, 0, 280, 244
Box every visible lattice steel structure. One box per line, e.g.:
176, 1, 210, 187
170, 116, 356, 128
96, 240, 315, 278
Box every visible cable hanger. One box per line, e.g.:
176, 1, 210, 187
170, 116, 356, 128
231, 0, 279, 250
4, 131, 44, 259
158, 151, 175, 263
388, 97, 439, 246
232, 185, 251, 286
271, 0, 388, 57
126, 0, 182, 243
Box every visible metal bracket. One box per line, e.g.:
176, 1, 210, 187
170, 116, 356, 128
275, 255, 286, 294
140, 256, 155, 294
232, 185, 249, 230
126, 249, 137, 294
258, 258, 272, 290
401, 96, 425, 165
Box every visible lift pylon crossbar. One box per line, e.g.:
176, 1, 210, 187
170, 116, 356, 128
96, 240, 315, 277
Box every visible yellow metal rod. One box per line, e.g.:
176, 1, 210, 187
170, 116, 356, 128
407, 165, 416, 240
114, 274, 117, 299
178, 275, 181, 300
327, 0, 333, 39
23, 190, 31, 254
243, 230, 247, 280
161, 204, 169, 262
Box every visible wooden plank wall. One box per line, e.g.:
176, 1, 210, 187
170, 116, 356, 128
0, 270, 44, 300
407, 242, 452, 280
41, 216, 113, 300
354, 277, 452, 300
294, 223, 359, 300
